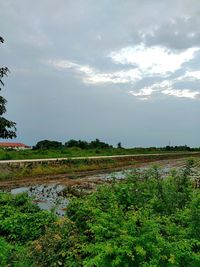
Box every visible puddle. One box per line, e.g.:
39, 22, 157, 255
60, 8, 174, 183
11, 184, 69, 216
10, 164, 181, 216
88, 165, 173, 181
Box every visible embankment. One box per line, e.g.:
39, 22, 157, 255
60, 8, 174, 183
0, 152, 200, 178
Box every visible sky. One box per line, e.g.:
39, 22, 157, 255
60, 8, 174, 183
1, 0, 200, 147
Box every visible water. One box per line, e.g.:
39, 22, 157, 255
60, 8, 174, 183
10, 165, 176, 216
11, 184, 69, 216
91, 165, 171, 180
10, 170, 133, 216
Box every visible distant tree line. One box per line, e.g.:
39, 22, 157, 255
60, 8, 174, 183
65, 139, 113, 149
33, 139, 200, 151
161, 145, 193, 151
33, 139, 113, 150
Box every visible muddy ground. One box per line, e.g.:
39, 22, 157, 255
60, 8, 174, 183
0, 157, 189, 190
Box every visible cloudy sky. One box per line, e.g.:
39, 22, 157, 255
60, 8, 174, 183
1, 0, 200, 147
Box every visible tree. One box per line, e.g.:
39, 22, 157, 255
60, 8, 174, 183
65, 139, 112, 149
65, 139, 89, 149
33, 140, 63, 149
0, 37, 16, 139
90, 138, 112, 149
117, 142, 122, 149
0, 36, 16, 138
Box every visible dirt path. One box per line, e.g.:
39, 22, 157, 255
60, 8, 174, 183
0, 157, 188, 190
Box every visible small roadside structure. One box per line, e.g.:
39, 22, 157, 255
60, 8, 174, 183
0, 142, 31, 150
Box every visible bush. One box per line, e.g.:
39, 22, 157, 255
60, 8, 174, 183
0, 192, 56, 244
29, 163, 200, 266
2, 162, 200, 266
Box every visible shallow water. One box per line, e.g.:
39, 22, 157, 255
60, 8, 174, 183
10, 165, 178, 216
11, 184, 68, 216
90, 165, 171, 180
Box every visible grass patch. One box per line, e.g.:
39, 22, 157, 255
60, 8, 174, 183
0, 173, 13, 180
0, 147, 193, 161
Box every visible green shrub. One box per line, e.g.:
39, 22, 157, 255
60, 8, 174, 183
29, 163, 200, 266
0, 192, 56, 244
1, 162, 200, 266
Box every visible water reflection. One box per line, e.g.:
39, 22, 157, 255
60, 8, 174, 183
11, 184, 68, 216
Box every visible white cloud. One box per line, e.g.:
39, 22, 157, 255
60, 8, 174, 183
184, 70, 200, 80
129, 87, 156, 101
175, 70, 200, 82
48, 59, 142, 85
48, 60, 93, 74
129, 79, 200, 100
179, 71, 200, 81
86, 69, 142, 84
109, 43, 199, 75
129, 80, 173, 99
48, 43, 200, 101
162, 89, 200, 98
129, 87, 154, 97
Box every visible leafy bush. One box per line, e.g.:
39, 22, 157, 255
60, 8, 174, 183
0, 237, 14, 266
1, 162, 200, 266
29, 163, 200, 266
0, 192, 56, 244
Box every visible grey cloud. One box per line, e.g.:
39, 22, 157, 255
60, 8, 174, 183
144, 16, 200, 50
1, 0, 200, 146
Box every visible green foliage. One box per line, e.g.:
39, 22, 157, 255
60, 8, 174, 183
33, 140, 63, 149
189, 192, 200, 240
1, 162, 200, 266
0, 146, 199, 162
64, 138, 113, 149
0, 192, 56, 244
0, 237, 33, 267
29, 162, 200, 266
0, 37, 17, 139
29, 218, 81, 267
164, 145, 191, 151
0, 237, 14, 266
32, 138, 113, 150
0, 191, 56, 266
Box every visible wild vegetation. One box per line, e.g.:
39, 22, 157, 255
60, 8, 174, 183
0, 139, 198, 161
1, 159, 200, 266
